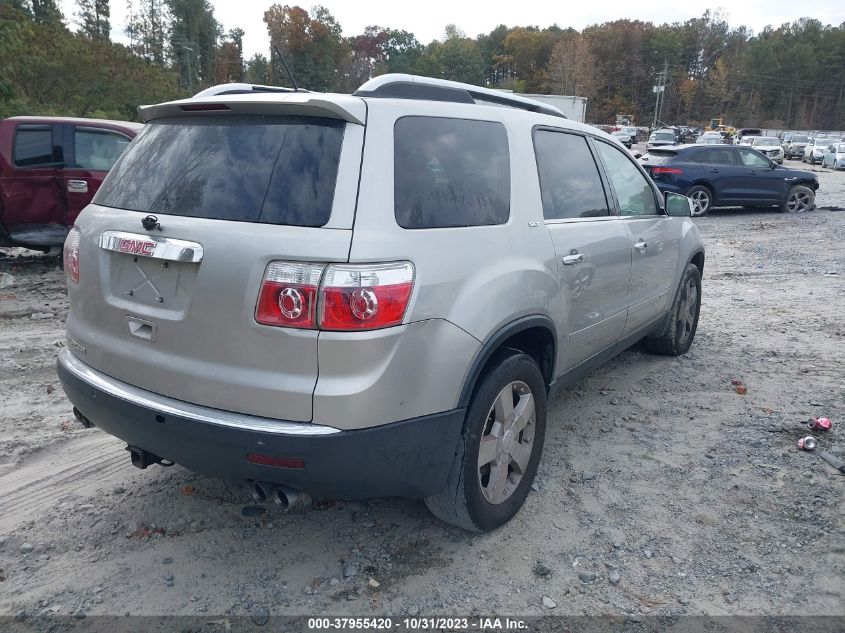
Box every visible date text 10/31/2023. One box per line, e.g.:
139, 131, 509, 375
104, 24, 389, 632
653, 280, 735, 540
307, 617, 529, 630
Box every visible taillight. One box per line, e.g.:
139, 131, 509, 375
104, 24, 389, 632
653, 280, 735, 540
255, 261, 415, 331
320, 262, 415, 331
255, 262, 324, 328
63, 228, 81, 283
650, 166, 684, 175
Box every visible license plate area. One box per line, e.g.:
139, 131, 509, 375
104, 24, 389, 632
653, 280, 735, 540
102, 251, 197, 317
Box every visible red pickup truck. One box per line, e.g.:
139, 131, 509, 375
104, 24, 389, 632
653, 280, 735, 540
0, 116, 142, 249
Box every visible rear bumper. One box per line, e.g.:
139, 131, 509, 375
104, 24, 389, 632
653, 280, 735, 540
57, 349, 464, 499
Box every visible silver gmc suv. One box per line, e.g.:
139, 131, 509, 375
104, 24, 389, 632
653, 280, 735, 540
58, 74, 704, 531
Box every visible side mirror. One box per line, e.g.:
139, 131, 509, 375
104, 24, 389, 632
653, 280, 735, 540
665, 192, 693, 217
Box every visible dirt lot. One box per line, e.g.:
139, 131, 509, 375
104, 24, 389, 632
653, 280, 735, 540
1, 163, 843, 620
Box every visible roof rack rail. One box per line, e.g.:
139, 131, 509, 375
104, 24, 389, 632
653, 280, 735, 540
354, 74, 566, 119
192, 83, 308, 98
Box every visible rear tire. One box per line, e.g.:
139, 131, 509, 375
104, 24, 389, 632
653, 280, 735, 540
424, 350, 546, 532
686, 185, 712, 217
781, 185, 814, 213
643, 263, 701, 356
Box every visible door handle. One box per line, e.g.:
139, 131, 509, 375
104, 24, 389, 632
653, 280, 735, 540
561, 253, 584, 265
634, 241, 648, 253
709, 168, 719, 173
67, 179, 88, 193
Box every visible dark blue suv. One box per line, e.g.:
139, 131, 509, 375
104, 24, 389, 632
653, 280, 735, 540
641, 144, 818, 216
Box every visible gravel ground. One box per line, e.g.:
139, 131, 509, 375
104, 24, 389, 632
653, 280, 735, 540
0, 163, 843, 619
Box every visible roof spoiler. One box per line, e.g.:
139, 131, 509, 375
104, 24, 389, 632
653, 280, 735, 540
192, 83, 308, 97
137, 93, 365, 126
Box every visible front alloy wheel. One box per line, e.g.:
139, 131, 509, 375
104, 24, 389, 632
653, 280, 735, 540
783, 185, 814, 213
675, 276, 698, 348
643, 262, 702, 356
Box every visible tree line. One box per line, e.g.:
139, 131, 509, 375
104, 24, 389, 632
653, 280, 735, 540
1, 2, 843, 130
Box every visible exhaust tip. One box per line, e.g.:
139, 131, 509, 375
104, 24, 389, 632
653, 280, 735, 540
271, 485, 300, 509
252, 484, 267, 503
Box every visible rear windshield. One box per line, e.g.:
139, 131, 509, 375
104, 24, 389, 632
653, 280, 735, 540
652, 133, 674, 141
792, 135, 808, 142
94, 115, 344, 227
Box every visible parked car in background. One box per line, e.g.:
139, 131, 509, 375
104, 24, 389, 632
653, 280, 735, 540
621, 126, 639, 142
749, 136, 785, 164
821, 142, 845, 170
647, 128, 678, 151
0, 116, 141, 249
612, 129, 634, 148
803, 137, 836, 165
780, 132, 809, 159
734, 127, 762, 145
56, 75, 705, 532
640, 143, 818, 216
697, 132, 724, 145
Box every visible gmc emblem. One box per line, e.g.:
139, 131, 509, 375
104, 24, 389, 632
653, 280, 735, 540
118, 238, 155, 256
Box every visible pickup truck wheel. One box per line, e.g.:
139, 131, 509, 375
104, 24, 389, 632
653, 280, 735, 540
686, 186, 712, 217
781, 185, 814, 213
424, 350, 546, 532
643, 263, 701, 356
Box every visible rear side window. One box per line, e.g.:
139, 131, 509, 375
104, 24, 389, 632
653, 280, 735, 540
394, 116, 510, 229
689, 148, 736, 165
533, 130, 609, 219
95, 115, 344, 227
74, 127, 132, 171
13, 125, 55, 167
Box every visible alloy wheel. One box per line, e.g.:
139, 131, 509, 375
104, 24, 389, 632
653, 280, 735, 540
786, 190, 812, 212
676, 277, 698, 346
690, 190, 710, 216
477, 381, 536, 505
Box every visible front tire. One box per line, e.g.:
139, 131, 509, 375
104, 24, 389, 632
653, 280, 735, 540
643, 263, 701, 356
781, 185, 814, 213
424, 350, 546, 532
686, 185, 713, 217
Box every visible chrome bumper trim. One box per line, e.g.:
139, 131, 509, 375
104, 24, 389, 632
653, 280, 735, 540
58, 349, 341, 436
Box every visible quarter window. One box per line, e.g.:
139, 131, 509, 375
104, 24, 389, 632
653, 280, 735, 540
74, 128, 132, 171
13, 125, 56, 167
533, 130, 609, 220
595, 141, 658, 216
394, 117, 510, 229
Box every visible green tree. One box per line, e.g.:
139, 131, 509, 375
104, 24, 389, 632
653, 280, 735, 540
244, 53, 269, 84
126, 0, 169, 64
76, 0, 110, 39
263, 4, 349, 91
31, 0, 61, 24
0, 3, 182, 120
427, 35, 484, 85
167, 0, 219, 91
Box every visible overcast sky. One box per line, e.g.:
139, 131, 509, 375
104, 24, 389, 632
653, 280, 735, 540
59, 0, 844, 60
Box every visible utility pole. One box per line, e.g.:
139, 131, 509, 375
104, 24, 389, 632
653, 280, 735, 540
652, 59, 667, 130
